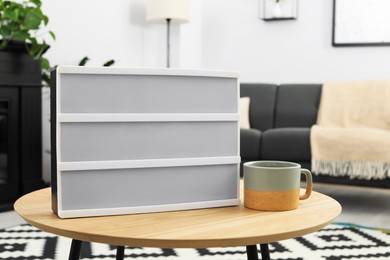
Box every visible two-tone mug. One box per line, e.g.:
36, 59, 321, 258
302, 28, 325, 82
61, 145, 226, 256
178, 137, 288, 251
244, 161, 313, 211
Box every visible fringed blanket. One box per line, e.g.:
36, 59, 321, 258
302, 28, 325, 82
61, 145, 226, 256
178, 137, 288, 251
310, 80, 390, 180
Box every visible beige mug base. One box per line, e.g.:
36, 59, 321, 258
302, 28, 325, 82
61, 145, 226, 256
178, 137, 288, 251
244, 188, 300, 211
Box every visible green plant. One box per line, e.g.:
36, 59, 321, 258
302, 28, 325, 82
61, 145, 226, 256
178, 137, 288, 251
0, 0, 55, 78
42, 56, 116, 87
78, 56, 115, 67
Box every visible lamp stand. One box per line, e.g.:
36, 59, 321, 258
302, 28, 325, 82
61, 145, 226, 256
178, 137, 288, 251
166, 18, 171, 68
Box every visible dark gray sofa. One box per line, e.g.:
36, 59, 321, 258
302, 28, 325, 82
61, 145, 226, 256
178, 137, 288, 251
240, 83, 390, 188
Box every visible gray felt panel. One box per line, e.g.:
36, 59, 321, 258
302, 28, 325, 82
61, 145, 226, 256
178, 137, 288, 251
61, 164, 238, 210
60, 121, 238, 162
60, 74, 238, 113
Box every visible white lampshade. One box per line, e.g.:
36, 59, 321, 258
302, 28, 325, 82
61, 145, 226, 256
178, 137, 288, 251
146, 0, 190, 23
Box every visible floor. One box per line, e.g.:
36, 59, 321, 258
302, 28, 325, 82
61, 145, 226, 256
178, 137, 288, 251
312, 182, 390, 229
1, 182, 389, 230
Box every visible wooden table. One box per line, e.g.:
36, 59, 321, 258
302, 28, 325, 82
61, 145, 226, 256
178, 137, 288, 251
14, 184, 341, 260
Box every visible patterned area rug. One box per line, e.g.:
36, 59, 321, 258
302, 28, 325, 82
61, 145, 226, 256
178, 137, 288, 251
0, 223, 389, 260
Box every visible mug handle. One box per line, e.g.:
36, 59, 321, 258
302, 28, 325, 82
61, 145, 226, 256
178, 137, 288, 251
299, 169, 313, 200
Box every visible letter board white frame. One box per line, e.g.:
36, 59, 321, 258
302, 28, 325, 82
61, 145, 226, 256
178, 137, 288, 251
51, 66, 240, 218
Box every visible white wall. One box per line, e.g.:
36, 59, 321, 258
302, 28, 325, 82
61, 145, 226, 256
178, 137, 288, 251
42, 0, 390, 83
41, 0, 200, 68
42, 0, 140, 66
201, 0, 390, 83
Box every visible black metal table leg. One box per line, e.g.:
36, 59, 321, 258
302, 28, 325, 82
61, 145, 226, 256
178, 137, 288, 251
246, 245, 259, 260
116, 246, 125, 260
260, 244, 271, 260
68, 239, 82, 260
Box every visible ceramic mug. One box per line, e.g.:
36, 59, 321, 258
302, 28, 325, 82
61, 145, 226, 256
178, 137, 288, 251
244, 160, 313, 211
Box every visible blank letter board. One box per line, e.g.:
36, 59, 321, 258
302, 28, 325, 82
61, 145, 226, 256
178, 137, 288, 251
51, 66, 240, 218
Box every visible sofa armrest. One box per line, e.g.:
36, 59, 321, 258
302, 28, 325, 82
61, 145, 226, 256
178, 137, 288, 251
240, 128, 262, 160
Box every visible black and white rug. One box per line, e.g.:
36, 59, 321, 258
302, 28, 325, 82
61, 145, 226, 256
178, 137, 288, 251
0, 223, 389, 260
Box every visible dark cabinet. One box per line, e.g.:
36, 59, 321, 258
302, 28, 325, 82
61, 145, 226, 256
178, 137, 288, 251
0, 44, 45, 210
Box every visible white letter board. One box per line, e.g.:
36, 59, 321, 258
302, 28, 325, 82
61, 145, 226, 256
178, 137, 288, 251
51, 66, 240, 218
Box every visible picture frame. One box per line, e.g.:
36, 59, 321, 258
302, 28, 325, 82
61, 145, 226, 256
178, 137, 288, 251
259, 0, 298, 21
332, 0, 390, 46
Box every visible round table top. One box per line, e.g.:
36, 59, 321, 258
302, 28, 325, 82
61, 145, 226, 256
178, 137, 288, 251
14, 184, 341, 248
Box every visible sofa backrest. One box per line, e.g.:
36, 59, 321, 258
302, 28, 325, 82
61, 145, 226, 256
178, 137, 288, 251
275, 84, 322, 128
240, 83, 277, 131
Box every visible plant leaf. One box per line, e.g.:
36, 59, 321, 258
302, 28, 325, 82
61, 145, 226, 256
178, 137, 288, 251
25, 38, 45, 59
49, 31, 56, 40
12, 30, 29, 41
40, 57, 50, 70
0, 41, 7, 50
41, 72, 50, 87
103, 60, 115, 67
4, 9, 19, 22
23, 8, 43, 29
0, 26, 12, 38
42, 14, 49, 25
78, 56, 90, 66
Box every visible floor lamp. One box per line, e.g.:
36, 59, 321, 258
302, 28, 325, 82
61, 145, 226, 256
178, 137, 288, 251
146, 0, 190, 68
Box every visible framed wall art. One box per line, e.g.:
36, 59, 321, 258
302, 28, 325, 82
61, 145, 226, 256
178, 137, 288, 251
333, 0, 390, 46
259, 0, 298, 21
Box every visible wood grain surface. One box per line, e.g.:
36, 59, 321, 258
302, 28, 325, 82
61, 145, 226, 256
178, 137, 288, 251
14, 182, 341, 248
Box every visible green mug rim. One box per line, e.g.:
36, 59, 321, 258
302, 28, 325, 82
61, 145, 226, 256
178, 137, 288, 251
243, 160, 301, 170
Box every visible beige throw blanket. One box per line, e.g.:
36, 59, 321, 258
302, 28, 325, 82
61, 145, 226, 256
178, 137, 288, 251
311, 80, 390, 179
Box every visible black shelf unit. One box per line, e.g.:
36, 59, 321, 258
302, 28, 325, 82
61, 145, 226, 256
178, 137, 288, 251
0, 43, 45, 211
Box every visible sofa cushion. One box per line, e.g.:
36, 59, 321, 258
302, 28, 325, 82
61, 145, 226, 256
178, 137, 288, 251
261, 128, 311, 162
240, 84, 277, 131
240, 128, 262, 160
239, 97, 250, 129
275, 84, 322, 128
